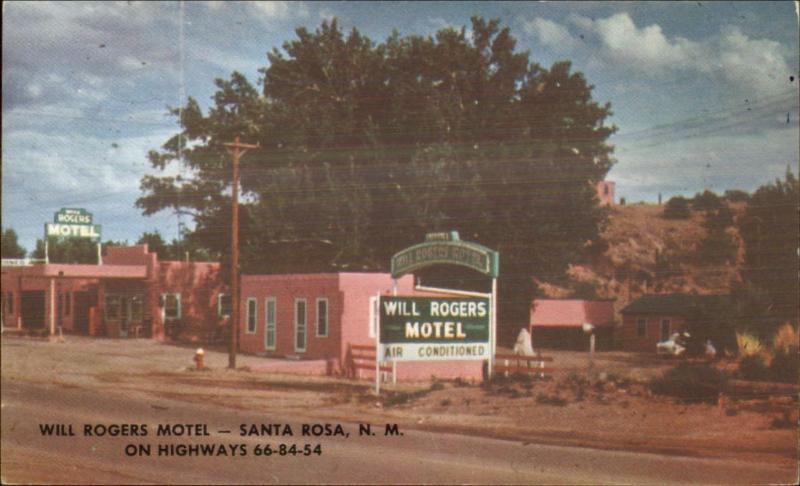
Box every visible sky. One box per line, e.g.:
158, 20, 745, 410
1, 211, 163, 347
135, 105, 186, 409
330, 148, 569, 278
3, 1, 799, 253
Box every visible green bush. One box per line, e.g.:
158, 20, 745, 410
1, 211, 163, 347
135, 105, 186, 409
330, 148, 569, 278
650, 363, 726, 402
692, 190, 723, 211
663, 196, 691, 219
723, 189, 750, 202
768, 351, 799, 384
737, 354, 769, 381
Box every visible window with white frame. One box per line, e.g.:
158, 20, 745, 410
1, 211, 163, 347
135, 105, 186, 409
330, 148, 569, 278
265, 297, 276, 350
636, 318, 646, 337
162, 293, 181, 320
295, 298, 307, 352
218, 293, 232, 317
316, 298, 328, 337
246, 298, 257, 334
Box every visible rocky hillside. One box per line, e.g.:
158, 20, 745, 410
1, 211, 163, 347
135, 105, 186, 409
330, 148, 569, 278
538, 202, 746, 316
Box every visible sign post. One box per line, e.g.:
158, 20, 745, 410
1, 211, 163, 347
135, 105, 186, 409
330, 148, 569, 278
43, 208, 103, 264
385, 231, 499, 389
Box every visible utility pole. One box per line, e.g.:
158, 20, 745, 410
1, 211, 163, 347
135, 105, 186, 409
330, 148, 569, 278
224, 136, 259, 370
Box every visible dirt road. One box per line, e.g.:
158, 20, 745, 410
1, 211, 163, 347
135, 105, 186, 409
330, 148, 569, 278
1, 336, 797, 484
3, 380, 795, 485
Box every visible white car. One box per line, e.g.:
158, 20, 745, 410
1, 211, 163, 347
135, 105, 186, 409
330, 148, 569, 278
656, 332, 690, 357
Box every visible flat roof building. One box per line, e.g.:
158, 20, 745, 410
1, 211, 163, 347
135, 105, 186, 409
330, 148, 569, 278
1, 245, 227, 342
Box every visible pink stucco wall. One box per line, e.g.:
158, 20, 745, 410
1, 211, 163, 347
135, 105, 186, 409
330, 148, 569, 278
1, 245, 227, 342
238, 272, 484, 381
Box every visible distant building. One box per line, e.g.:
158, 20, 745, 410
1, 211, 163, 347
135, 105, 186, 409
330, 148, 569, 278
618, 293, 732, 352
596, 181, 615, 206
529, 299, 616, 350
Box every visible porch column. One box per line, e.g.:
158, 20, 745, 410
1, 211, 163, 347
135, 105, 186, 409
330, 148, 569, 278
17, 276, 23, 329
49, 278, 56, 335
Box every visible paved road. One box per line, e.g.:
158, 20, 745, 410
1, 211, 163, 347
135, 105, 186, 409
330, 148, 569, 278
1, 380, 795, 485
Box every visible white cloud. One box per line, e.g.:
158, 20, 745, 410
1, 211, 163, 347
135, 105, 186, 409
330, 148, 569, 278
710, 26, 791, 95
250, 1, 309, 22
522, 17, 579, 51
560, 12, 793, 96
591, 13, 697, 68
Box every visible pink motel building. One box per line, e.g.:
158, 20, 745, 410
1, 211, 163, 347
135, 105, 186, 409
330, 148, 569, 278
238, 272, 484, 381
2, 249, 484, 381
1, 245, 227, 342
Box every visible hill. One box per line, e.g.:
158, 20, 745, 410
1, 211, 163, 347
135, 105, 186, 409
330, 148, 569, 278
537, 202, 746, 315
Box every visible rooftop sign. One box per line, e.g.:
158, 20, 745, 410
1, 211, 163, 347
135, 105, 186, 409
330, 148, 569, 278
390, 231, 499, 278
45, 208, 102, 240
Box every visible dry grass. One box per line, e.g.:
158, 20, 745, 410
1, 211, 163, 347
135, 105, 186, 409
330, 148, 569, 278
542, 203, 746, 315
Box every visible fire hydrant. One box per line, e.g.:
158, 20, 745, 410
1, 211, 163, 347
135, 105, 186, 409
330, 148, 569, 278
193, 348, 205, 370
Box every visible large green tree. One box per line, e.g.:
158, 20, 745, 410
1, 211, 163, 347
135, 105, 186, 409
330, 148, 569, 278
138, 18, 616, 337
738, 169, 799, 322
31, 238, 123, 264
1, 227, 26, 259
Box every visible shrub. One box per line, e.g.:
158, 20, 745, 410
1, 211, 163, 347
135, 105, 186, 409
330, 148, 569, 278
772, 323, 798, 354
663, 196, 691, 219
692, 190, 723, 212
736, 332, 764, 357
768, 351, 799, 384
737, 354, 769, 381
650, 363, 727, 402
384, 389, 429, 407
724, 189, 750, 202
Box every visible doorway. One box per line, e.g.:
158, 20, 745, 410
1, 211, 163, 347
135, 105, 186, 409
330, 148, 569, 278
73, 291, 93, 334
104, 294, 144, 338
21, 291, 46, 330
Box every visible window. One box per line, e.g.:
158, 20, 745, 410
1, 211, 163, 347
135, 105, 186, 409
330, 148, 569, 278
294, 298, 307, 352
265, 297, 276, 350
636, 318, 646, 337
130, 295, 144, 322
218, 293, 232, 317
65, 292, 71, 316
660, 319, 671, 341
162, 293, 181, 320
6, 291, 13, 315
105, 295, 122, 320
246, 298, 257, 334
316, 298, 328, 337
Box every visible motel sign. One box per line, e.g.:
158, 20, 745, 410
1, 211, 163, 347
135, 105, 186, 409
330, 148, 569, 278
378, 296, 491, 362
45, 208, 102, 240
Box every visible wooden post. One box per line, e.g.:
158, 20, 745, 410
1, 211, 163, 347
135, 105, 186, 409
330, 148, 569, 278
224, 136, 259, 370
588, 333, 596, 384
489, 278, 497, 378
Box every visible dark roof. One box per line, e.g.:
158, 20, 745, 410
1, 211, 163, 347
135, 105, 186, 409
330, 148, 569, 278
621, 294, 730, 316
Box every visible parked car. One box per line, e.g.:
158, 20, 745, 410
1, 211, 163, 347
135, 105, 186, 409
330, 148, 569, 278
657, 332, 690, 357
